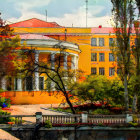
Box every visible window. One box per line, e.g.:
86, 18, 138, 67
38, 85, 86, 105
117, 68, 121, 75
109, 38, 114, 46
109, 68, 115, 76
91, 38, 97, 46
91, 53, 97, 61
91, 67, 97, 75
39, 77, 44, 90
99, 38, 104, 46
26, 77, 33, 91
99, 67, 105, 75
99, 53, 105, 61
109, 53, 114, 61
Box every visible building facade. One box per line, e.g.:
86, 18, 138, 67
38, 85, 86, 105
0, 18, 137, 104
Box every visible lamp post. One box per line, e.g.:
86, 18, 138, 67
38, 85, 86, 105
65, 29, 67, 41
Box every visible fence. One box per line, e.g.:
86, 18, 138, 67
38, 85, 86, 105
88, 114, 126, 124
0, 113, 140, 125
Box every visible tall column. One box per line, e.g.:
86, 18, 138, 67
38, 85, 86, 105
51, 52, 56, 91
71, 55, 79, 82
17, 78, 22, 91
76, 56, 79, 69
34, 51, 39, 91
1, 77, 6, 90
64, 54, 68, 70
51, 52, 55, 69
71, 55, 77, 69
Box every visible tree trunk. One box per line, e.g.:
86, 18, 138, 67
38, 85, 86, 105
132, 94, 137, 113
64, 92, 76, 114
124, 75, 129, 112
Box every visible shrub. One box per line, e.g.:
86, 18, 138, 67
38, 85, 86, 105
0, 109, 11, 124
92, 109, 111, 115
44, 120, 52, 128
0, 96, 11, 108
128, 121, 138, 127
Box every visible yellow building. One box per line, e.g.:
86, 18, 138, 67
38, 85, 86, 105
0, 18, 136, 104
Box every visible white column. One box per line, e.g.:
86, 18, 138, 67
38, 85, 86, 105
64, 54, 68, 70
71, 55, 77, 70
51, 52, 55, 91
97, 38, 99, 46
1, 77, 6, 90
76, 56, 79, 69
17, 78, 22, 91
51, 53, 55, 69
34, 51, 39, 91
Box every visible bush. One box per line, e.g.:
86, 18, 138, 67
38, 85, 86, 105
0, 96, 11, 108
128, 122, 138, 127
44, 120, 52, 128
0, 109, 11, 124
92, 109, 111, 115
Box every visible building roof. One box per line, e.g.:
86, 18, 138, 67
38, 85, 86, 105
13, 33, 80, 52
10, 18, 62, 28
91, 27, 136, 34
91, 27, 114, 34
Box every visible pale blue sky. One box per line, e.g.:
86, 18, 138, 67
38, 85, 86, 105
0, 0, 113, 27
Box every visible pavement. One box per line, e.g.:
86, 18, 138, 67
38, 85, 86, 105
10, 104, 61, 115
0, 129, 19, 140
0, 104, 63, 140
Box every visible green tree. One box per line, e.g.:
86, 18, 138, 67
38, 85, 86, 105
21, 43, 81, 114
131, 1, 140, 113
72, 75, 125, 107
111, 0, 135, 111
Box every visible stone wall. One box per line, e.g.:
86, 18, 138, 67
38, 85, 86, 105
2, 126, 140, 140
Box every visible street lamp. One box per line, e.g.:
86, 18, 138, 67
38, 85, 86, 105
65, 29, 67, 41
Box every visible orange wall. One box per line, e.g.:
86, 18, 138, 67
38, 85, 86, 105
0, 91, 67, 104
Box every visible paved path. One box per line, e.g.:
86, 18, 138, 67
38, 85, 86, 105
10, 104, 60, 115
9, 104, 64, 124
0, 104, 64, 139
0, 129, 19, 140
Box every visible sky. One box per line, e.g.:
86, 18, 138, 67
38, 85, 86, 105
0, 0, 113, 27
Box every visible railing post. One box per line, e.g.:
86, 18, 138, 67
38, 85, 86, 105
81, 111, 88, 123
126, 114, 133, 123
35, 112, 42, 124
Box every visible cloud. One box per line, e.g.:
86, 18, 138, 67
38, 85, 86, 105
15, 0, 51, 12
7, 2, 112, 27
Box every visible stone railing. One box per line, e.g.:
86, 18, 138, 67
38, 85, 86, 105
0, 113, 139, 125
88, 114, 126, 124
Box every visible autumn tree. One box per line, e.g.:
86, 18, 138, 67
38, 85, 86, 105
111, 0, 135, 112
0, 13, 23, 90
